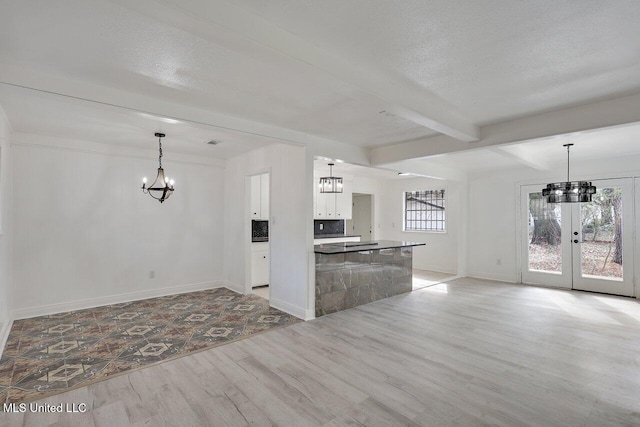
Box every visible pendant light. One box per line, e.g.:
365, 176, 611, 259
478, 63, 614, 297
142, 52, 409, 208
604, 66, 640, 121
319, 163, 343, 193
141, 133, 175, 203
542, 143, 595, 203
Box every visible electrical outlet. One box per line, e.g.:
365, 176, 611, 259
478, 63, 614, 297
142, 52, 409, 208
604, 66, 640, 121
320, 223, 324, 230
149, 271, 156, 279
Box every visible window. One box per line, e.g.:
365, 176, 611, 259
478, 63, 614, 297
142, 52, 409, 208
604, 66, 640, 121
403, 190, 446, 232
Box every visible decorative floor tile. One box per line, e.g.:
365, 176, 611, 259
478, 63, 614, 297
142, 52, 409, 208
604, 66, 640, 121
5, 358, 50, 386
76, 322, 122, 339
0, 288, 300, 403
0, 356, 13, 387
24, 321, 93, 339
20, 337, 99, 361
108, 322, 167, 340
117, 338, 188, 365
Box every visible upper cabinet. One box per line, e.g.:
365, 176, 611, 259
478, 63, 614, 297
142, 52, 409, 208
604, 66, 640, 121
260, 173, 269, 219
335, 179, 352, 219
314, 177, 352, 219
250, 173, 269, 220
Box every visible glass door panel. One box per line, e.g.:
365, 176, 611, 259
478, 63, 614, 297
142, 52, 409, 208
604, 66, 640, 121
572, 178, 634, 296
521, 185, 572, 288
579, 187, 623, 280
527, 192, 562, 273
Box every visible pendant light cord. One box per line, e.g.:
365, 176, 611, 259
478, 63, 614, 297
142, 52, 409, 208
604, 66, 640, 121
566, 144, 570, 182
563, 143, 573, 182
158, 135, 163, 168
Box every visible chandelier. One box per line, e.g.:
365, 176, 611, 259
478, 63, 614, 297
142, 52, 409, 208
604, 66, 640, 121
141, 132, 175, 203
542, 143, 595, 203
319, 163, 343, 193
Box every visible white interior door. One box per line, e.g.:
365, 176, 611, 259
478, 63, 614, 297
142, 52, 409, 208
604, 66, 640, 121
521, 178, 634, 296
352, 194, 372, 240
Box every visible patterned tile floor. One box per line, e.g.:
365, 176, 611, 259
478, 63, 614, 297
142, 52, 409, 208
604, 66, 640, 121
0, 288, 300, 403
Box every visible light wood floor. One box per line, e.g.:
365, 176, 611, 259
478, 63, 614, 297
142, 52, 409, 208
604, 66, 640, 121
3, 277, 640, 426
412, 269, 456, 291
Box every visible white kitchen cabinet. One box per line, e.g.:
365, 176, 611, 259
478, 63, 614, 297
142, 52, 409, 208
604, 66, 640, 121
251, 250, 269, 286
326, 193, 336, 218
250, 173, 269, 220
260, 173, 269, 220
314, 184, 326, 218
250, 175, 261, 219
335, 180, 352, 219
313, 177, 352, 219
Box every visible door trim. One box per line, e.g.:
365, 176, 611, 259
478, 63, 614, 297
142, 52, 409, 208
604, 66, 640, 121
571, 178, 634, 297
520, 184, 572, 289
520, 178, 636, 297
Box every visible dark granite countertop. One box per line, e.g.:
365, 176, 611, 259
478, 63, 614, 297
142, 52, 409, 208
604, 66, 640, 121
314, 234, 361, 239
314, 240, 425, 254
251, 237, 269, 243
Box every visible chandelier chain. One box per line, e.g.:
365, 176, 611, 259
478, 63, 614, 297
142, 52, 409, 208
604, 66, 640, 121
566, 144, 570, 182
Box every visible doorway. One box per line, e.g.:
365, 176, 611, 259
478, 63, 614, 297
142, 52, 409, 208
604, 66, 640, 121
247, 171, 271, 301
521, 178, 634, 296
348, 193, 373, 241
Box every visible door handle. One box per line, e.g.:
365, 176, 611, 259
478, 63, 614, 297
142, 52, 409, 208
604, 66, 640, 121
573, 232, 579, 236
573, 239, 585, 244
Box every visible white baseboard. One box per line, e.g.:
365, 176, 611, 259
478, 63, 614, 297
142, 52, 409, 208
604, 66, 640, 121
222, 280, 245, 294
304, 308, 315, 321
12, 280, 226, 320
269, 297, 309, 320
414, 264, 457, 275
434, 274, 463, 283
0, 319, 12, 357
466, 271, 518, 284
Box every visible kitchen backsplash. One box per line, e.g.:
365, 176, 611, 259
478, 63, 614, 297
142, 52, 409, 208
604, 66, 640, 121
252, 220, 269, 242
314, 219, 344, 236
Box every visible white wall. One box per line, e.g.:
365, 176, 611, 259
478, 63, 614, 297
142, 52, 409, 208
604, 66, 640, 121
0, 106, 13, 350
377, 177, 460, 274
224, 143, 313, 319
467, 154, 640, 287
11, 134, 225, 318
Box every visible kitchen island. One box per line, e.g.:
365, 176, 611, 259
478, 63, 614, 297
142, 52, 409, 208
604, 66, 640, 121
314, 240, 425, 317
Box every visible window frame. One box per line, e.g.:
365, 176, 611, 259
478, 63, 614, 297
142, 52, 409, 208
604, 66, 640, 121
402, 188, 447, 233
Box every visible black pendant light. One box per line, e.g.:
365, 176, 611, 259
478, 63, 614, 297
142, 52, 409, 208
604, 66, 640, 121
141, 133, 175, 203
319, 163, 343, 193
542, 143, 595, 203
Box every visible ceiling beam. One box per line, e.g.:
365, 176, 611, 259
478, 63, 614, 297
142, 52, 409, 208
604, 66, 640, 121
385, 159, 467, 182
109, 0, 479, 142
0, 63, 369, 165
370, 92, 640, 165
370, 134, 471, 165
489, 147, 550, 171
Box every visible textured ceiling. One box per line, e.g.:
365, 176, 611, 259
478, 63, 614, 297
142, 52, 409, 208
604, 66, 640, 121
0, 0, 437, 148
409, 123, 640, 174
0, 0, 639, 157
0, 85, 275, 159
239, 0, 640, 124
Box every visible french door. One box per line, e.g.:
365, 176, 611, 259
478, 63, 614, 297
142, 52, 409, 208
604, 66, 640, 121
521, 178, 634, 296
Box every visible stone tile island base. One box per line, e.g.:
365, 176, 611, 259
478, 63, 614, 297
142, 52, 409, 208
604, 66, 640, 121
315, 247, 413, 317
